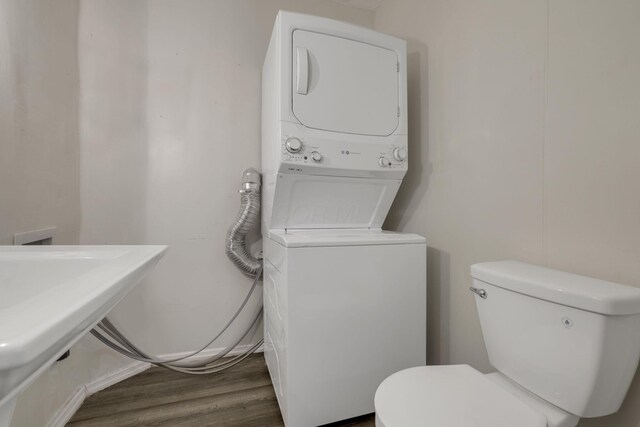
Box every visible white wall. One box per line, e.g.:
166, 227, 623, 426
0, 1, 96, 425
0, 0, 80, 246
78, 0, 374, 355
375, 1, 640, 426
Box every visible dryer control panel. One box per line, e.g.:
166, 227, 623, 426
281, 135, 407, 176
277, 124, 408, 179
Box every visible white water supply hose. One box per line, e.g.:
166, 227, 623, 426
90, 168, 263, 374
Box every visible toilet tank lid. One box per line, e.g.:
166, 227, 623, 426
471, 261, 640, 315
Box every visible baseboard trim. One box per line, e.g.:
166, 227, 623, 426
47, 343, 263, 427
84, 361, 151, 396
153, 343, 264, 366
46, 386, 85, 427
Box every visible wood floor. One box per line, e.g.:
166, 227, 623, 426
68, 354, 375, 426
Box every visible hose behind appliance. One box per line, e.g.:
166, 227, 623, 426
225, 168, 262, 276
90, 168, 264, 374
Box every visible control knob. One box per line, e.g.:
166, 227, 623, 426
379, 157, 392, 167
393, 147, 408, 162
311, 151, 323, 163
285, 137, 303, 153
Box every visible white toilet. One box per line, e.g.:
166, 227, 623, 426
375, 260, 640, 427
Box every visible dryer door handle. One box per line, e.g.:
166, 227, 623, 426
296, 46, 309, 95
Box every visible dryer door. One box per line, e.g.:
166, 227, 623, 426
292, 30, 399, 137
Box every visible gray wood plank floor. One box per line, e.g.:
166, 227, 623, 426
68, 353, 375, 426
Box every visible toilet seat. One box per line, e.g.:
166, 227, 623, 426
374, 365, 547, 427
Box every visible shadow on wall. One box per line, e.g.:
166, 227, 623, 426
384, 41, 430, 232
425, 247, 450, 366
384, 40, 450, 366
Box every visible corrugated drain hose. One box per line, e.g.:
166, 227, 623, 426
225, 168, 262, 275
90, 168, 263, 374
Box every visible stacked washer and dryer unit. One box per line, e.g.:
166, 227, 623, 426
261, 12, 426, 426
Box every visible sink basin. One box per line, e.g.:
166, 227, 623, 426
0, 245, 167, 425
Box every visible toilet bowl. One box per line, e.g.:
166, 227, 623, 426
375, 261, 640, 426
374, 365, 579, 427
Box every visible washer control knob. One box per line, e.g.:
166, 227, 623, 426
393, 147, 408, 162
311, 151, 323, 163
379, 157, 391, 167
285, 137, 303, 153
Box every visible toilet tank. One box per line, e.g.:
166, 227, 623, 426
471, 261, 640, 418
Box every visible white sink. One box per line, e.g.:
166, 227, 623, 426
0, 245, 167, 425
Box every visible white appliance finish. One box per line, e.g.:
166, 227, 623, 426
472, 260, 640, 315
374, 365, 547, 427
472, 261, 640, 418
261, 11, 408, 234
0, 245, 167, 426
264, 230, 426, 427
376, 365, 579, 427
484, 372, 579, 427
292, 29, 399, 136
262, 12, 424, 426
375, 261, 640, 427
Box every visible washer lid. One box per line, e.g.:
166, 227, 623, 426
375, 365, 547, 427
269, 229, 425, 248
